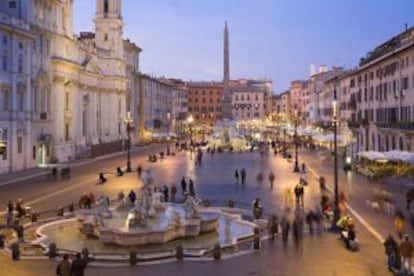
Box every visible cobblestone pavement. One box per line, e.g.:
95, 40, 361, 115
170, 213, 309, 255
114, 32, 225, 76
0, 147, 392, 276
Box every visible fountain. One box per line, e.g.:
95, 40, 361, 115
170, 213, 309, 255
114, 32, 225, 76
32, 170, 257, 258
74, 170, 220, 246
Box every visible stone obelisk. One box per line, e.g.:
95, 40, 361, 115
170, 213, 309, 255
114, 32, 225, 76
221, 21, 232, 120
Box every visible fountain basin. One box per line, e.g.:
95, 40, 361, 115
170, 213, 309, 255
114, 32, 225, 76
99, 212, 219, 246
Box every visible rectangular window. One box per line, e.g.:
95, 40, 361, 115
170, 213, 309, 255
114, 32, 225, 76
2, 55, 7, 71
9, 1, 17, 9
65, 92, 69, 110
17, 136, 22, 154
32, 146, 36, 160
65, 123, 70, 141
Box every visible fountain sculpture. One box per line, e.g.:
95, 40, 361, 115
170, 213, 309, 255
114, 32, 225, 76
76, 170, 219, 246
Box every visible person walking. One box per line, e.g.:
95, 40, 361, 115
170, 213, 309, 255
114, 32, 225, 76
181, 177, 187, 195
268, 171, 275, 189
281, 216, 290, 248
234, 169, 239, 184
292, 217, 302, 250
394, 211, 406, 239
71, 253, 87, 276
384, 234, 400, 271
399, 235, 413, 274
189, 179, 195, 196
56, 254, 71, 276
306, 211, 315, 235
240, 168, 246, 185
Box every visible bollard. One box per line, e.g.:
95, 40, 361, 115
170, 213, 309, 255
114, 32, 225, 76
254, 228, 261, 250
31, 212, 38, 223
68, 202, 75, 213
11, 242, 20, 260
0, 234, 5, 248
82, 247, 89, 263
129, 250, 137, 265
203, 199, 211, 207
176, 245, 183, 260
49, 243, 57, 258
213, 243, 221, 260
57, 207, 64, 217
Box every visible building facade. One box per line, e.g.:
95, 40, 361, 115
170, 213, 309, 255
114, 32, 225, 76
186, 81, 223, 126
0, 0, 142, 173
231, 86, 266, 121
346, 27, 414, 152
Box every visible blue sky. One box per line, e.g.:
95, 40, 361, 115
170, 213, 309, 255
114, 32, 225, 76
74, 0, 414, 93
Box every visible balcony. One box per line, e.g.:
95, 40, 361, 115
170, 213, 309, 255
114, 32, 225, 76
376, 121, 414, 131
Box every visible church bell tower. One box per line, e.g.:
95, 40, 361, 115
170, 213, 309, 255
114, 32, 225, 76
95, 0, 123, 59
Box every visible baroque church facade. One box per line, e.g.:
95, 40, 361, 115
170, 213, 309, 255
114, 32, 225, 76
0, 0, 141, 173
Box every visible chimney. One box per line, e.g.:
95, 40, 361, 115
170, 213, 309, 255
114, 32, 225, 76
319, 65, 327, 73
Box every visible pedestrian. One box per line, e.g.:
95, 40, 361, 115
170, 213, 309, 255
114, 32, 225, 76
240, 168, 246, 185
292, 217, 302, 250
7, 200, 13, 214
301, 163, 306, 173
15, 199, 24, 218
128, 190, 136, 205
234, 169, 239, 184
399, 235, 413, 274
171, 183, 177, 202
384, 234, 399, 271
306, 211, 315, 235
189, 179, 195, 196
181, 177, 187, 195
163, 185, 169, 202
394, 211, 406, 239
294, 184, 301, 206
137, 165, 142, 178
71, 252, 86, 276
281, 216, 290, 247
56, 254, 71, 276
268, 171, 275, 189
268, 215, 279, 244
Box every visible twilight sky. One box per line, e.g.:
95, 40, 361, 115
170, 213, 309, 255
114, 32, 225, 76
74, 0, 414, 93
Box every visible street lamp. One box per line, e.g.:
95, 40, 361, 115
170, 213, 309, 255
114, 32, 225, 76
187, 114, 194, 159
166, 112, 171, 155
331, 88, 340, 228
124, 111, 133, 173
293, 107, 300, 172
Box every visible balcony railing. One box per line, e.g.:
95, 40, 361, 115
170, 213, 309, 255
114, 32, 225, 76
376, 121, 414, 131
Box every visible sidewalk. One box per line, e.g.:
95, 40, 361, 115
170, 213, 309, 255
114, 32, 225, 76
298, 146, 414, 242
0, 144, 158, 187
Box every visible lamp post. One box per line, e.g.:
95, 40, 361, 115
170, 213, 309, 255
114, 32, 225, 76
187, 114, 194, 159
293, 107, 300, 172
331, 88, 340, 228
124, 111, 133, 173
166, 112, 171, 155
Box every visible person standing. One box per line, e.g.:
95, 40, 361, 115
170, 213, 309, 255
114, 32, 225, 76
71, 253, 86, 276
384, 234, 400, 271
399, 235, 413, 274
240, 168, 246, 185
7, 200, 13, 214
234, 169, 239, 184
306, 211, 315, 235
268, 171, 275, 189
128, 190, 136, 205
57, 254, 71, 276
171, 183, 177, 203
181, 177, 187, 195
